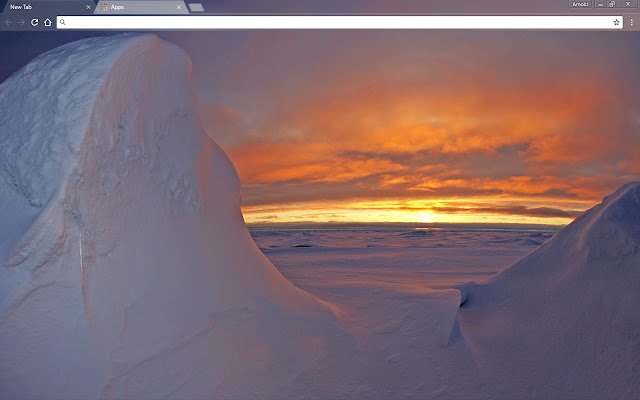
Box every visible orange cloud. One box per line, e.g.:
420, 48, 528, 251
192, 32, 639, 223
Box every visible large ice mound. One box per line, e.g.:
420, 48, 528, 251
458, 182, 640, 399
0, 34, 347, 399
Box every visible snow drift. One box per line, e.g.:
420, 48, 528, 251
0, 34, 349, 399
458, 182, 640, 398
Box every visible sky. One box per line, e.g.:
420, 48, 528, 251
168, 31, 640, 225
2, 27, 640, 225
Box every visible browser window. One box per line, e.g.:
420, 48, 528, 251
1, 1, 639, 399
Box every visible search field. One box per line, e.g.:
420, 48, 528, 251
56, 15, 625, 30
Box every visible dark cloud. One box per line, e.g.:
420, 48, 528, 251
430, 205, 583, 219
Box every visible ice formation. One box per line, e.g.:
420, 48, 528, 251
0, 34, 346, 399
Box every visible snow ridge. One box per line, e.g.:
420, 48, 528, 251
458, 181, 640, 398
0, 34, 347, 399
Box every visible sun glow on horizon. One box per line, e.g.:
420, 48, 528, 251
240, 196, 591, 226
416, 211, 435, 224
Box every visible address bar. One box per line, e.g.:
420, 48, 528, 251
56, 15, 624, 30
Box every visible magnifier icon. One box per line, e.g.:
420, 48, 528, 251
59, 18, 66, 25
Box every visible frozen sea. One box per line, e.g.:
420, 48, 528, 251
250, 224, 558, 292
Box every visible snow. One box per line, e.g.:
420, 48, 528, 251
458, 181, 640, 398
0, 34, 348, 399
1, 33, 638, 399
252, 227, 553, 399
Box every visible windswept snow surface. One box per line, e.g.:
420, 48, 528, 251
0, 34, 352, 399
253, 227, 551, 399
1, 34, 638, 399
459, 182, 640, 399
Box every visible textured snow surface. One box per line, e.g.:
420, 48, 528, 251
459, 182, 640, 399
0, 34, 349, 399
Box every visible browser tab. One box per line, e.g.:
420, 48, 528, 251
93, 1, 189, 15
188, 3, 204, 13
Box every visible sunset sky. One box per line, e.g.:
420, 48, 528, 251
166, 31, 640, 225
4, 27, 639, 225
